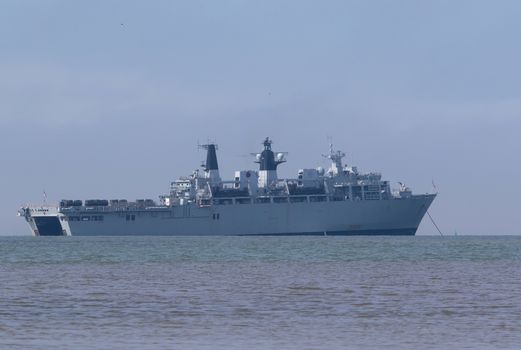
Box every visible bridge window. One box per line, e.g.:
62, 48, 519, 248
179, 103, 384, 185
352, 186, 362, 200
289, 196, 307, 203
236, 198, 251, 204
273, 197, 288, 203
255, 197, 271, 204
364, 192, 381, 200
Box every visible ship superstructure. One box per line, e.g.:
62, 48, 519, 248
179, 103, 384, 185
18, 138, 435, 236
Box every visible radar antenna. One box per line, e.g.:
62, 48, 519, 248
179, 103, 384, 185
322, 143, 345, 174
251, 137, 288, 165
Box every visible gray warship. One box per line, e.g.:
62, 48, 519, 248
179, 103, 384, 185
18, 138, 436, 236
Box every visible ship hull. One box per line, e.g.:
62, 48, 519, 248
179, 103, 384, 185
22, 194, 435, 236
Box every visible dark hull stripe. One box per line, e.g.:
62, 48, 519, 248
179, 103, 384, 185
62, 228, 417, 236
241, 228, 417, 236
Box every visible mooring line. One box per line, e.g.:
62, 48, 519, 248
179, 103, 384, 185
427, 210, 444, 236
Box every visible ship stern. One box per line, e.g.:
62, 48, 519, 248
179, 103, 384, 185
18, 207, 68, 236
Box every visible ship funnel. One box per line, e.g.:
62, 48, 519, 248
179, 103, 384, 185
204, 144, 219, 171
200, 143, 221, 184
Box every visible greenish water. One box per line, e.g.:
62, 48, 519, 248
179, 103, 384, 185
1, 236, 520, 349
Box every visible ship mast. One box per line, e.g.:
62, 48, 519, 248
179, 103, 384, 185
254, 137, 286, 188
322, 143, 346, 176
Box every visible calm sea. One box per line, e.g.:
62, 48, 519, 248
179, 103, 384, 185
1, 236, 520, 350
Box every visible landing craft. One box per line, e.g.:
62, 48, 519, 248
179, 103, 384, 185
18, 137, 435, 236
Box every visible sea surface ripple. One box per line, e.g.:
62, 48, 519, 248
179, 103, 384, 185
1, 236, 520, 350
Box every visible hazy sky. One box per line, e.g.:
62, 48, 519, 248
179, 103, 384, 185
1, 0, 520, 235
